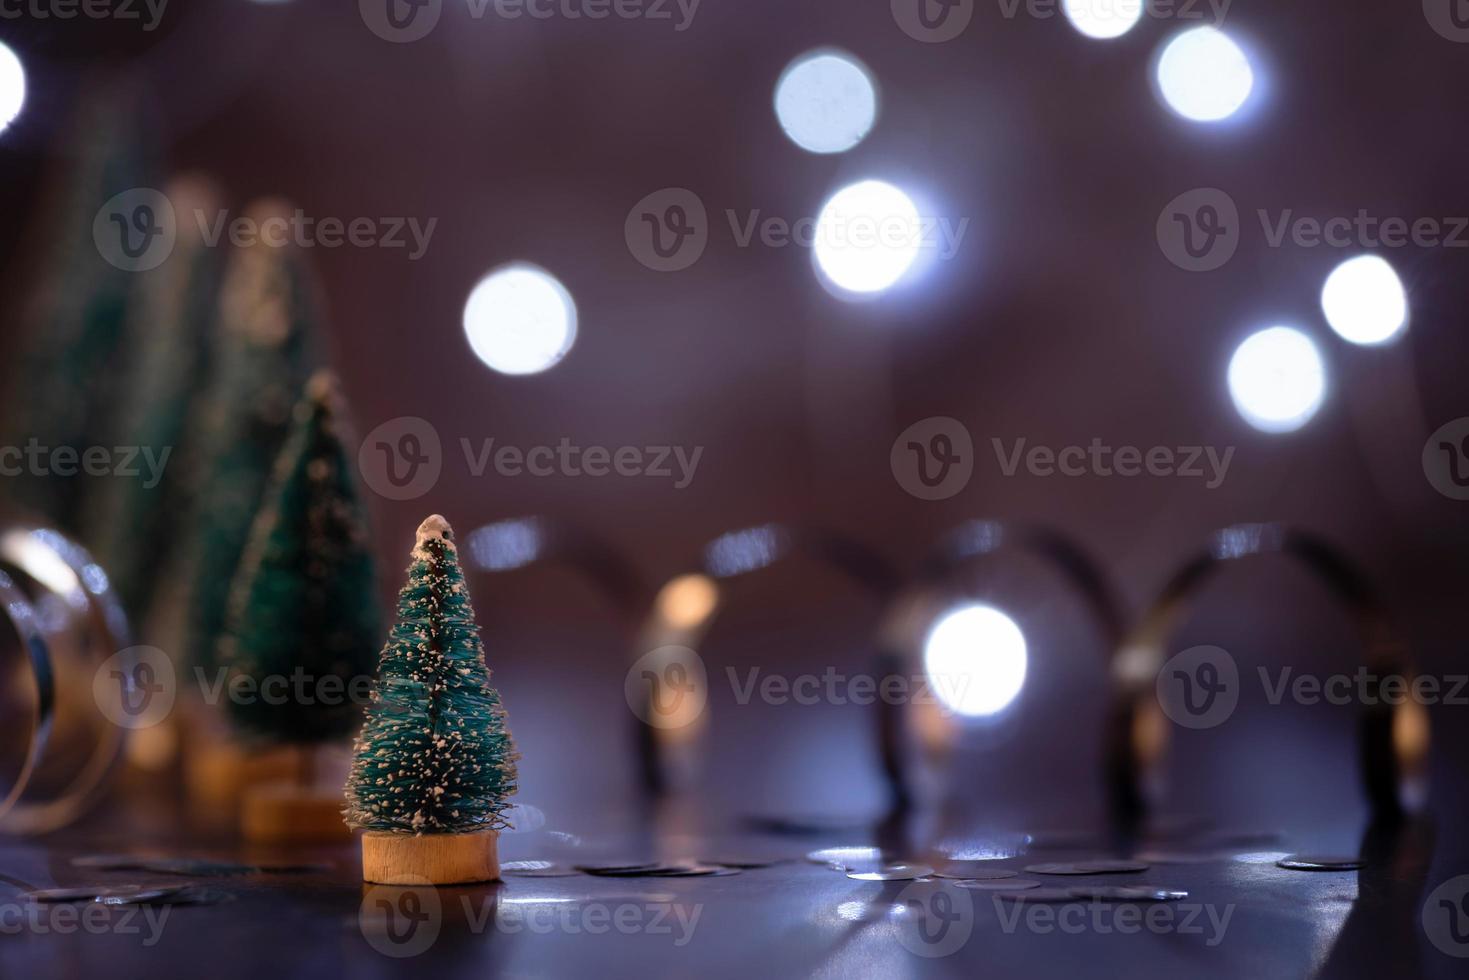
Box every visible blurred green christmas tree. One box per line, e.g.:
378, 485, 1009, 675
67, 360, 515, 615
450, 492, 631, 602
180, 199, 322, 674
1, 77, 156, 528
217, 371, 380, 745
80, 175, 224, 619
344, 515, 518, 834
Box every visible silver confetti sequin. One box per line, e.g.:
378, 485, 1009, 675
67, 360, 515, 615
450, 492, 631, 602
956, 878, 1043, 891
846, 863, 934, 882
1067, 886, 1190, 902
1275, 855, 1362, 872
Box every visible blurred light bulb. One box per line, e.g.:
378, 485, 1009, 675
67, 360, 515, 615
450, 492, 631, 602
773, 50, 877, 155
1063, 0, 1144, 39
813, 180, 921, 295
463, 264, 577, 376
0, 531, 81, 597
704, 525, 787, 578
1320, 255, 1407, 346
1227, 326, 1326, 434
1156, 27, 1254, 122
923, 604, 1028, 717
656, 574, 720, 630
466, 518, 544, 572
0, 42, 25, 134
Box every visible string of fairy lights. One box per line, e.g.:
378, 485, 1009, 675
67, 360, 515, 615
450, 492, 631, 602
448, 18, 1407, 440
0, 7, 1420, 721
0, 14, 1410, 435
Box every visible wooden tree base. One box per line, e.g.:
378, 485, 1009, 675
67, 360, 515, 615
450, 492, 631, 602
361, 830, 501, 885
186, 736, 298, 815
242, 784, 352, 844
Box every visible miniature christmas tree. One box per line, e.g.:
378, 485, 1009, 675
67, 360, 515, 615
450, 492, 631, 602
345, 515, 519, 884
180, 199, 322, 676
217, 371, 381, 747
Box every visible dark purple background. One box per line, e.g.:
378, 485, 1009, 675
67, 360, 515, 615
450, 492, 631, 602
0, 0, 1466, 828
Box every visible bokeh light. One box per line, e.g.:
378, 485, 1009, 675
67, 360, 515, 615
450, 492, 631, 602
1156, 27, 1254, 122
655, 574, 720, 630
704, 524, 787, 578
1062, 0, 1144, 40
466, 518, 545, 571
1320, 255, 1407, 346
813, 180, 921, 296
922, 604, 1028, 718
463, 264, 578, 376
1227, 326, 1326, 434
0, 42, 25, 135
773, 50, 877, 155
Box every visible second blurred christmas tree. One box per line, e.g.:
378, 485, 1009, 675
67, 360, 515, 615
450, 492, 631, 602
178, 199, 323, 674
218, 371, 381, 745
